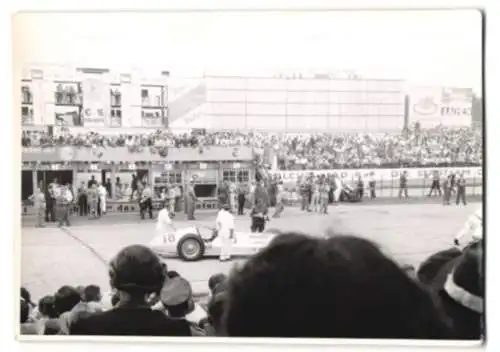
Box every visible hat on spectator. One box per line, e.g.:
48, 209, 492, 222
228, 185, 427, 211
160, 276, 192, 307
443, 242, 483, 314
417, 247, 463, 288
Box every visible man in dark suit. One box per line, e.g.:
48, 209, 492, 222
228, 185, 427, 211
251, 179, 269, 233
70, 245, 192, 336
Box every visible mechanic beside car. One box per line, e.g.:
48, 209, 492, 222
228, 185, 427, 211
215, 203, 235, 262
156, 201, 176, 236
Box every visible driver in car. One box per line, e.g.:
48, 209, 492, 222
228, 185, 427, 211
215, 203, 235, 262
156, 201, 176, 237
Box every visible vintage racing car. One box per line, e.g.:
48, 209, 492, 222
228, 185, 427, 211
338, 184, 362, 203
149, 226, 278, 261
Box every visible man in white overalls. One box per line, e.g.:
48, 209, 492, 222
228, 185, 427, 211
332, 174, 343, 204
97, 183, 108, 216
215, 203, 235, 262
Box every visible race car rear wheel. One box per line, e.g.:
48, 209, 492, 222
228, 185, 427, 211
177, 235, 205, 261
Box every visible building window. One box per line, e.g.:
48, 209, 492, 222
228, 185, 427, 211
153, 172, 183, 193
21, 86, 32, 104
223, 170, 250, 183
110, 88, 122, 107
55, 83, 81, 105
110, 108, 122, 127
21, 106, 33, 125
141, 109, 163, 127
141, 89, 149, 106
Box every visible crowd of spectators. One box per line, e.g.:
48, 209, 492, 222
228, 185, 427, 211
20, 233, 483, 339
21, 124, 482, 169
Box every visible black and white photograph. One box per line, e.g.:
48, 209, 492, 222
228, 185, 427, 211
13, 8, 485, 344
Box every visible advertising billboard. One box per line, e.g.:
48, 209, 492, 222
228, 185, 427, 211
81, 77, 110, 127
408, 86, 473, 127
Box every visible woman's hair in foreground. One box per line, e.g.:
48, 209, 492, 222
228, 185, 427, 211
224, 232, 455, 339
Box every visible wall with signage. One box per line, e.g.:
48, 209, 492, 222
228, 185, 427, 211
269, 166, 482, 183
408, 86, 473, 128
22, 145, 253, 163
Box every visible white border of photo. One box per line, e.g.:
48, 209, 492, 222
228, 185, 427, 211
4, 1, 498, 352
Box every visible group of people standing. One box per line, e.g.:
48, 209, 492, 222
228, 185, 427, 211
296, 173, 352, 213
76, 176, 109, 219
29, 179, 75, 228
426, 170, 469, 205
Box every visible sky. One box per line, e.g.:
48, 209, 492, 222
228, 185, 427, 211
13, 10, 483, 94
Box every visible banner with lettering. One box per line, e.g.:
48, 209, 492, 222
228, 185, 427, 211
269, 167, 482, 183
408, 86, 473, 127
82, 78, 109, 127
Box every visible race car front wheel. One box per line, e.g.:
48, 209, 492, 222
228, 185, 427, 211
177, 235, 205, 261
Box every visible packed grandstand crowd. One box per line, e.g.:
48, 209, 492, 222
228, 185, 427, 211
20, 233, 483, 339
21, 125, 482, 169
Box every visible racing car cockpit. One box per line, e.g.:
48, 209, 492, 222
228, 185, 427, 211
202, 228, 219, 243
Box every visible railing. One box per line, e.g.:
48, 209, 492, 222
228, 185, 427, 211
21, 198, 224, 217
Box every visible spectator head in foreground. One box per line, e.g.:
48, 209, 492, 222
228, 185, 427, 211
38, 295, 58, 319
224, 232, 454, 339
208, 273, 228, 295
20, 298, 41, 335
159, 276, 207, 335
160, 276, 202, 320
437, 241, 483, 340
83, 285, 102, 303
20, 299, 30, 324
109, 245, 166, 303
206, 291, 228, 336
21, 287, 35, 309
54, 286, 81, 316
70, 245, 192, 336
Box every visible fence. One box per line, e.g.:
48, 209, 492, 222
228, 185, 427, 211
269, 166, 483, 204
279, 176, 482, 205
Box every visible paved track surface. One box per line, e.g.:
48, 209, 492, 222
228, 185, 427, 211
20, 200, 480, 301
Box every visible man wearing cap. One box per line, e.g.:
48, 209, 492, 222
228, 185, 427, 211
216, 203, 235, 261
156, 276, 207, 336
454, 204, 482, 248
186, 180, 198, 220
70, 245, 192, 336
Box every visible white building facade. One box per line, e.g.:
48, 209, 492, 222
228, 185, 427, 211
20, 64, 169, 130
